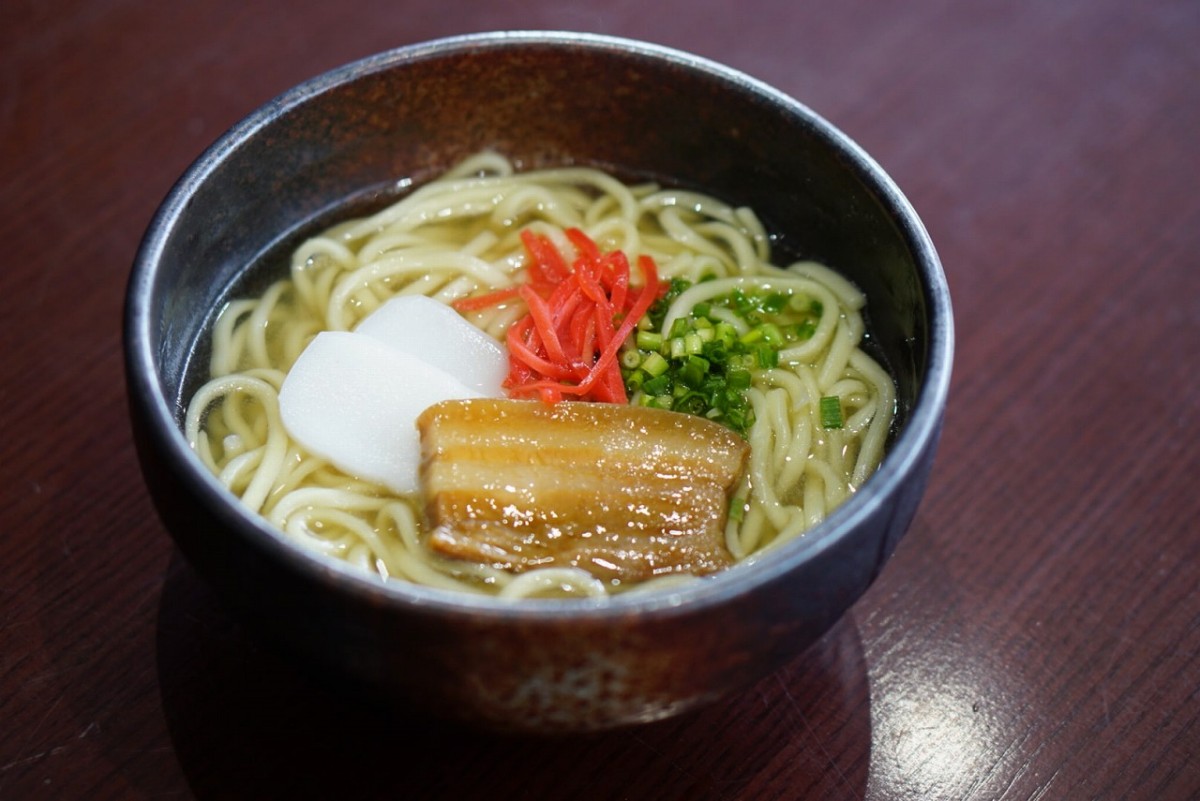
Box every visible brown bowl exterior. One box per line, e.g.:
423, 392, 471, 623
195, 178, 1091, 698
125, 31, 952, 731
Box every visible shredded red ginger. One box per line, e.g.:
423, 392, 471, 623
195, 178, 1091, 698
452, 227, 662, 404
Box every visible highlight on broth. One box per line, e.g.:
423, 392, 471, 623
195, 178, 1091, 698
184, 151, 896, 599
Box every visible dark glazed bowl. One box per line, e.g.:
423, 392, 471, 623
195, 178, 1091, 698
125, 31, 953, 732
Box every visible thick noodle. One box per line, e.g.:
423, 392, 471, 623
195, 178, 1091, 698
185, 152, 895, 599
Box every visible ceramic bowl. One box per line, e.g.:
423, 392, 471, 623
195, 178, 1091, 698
125, 31, 953, 732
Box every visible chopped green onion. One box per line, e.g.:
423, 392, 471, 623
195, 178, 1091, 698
727, 369, 752, 390
762, 292, 789, 313
680, 355, 709, 387
728, 496, 746, 522
726, 405, 754, 432
643, 374, 671, 395
793, 320, 817, 340
820, 395, 844, 429
636, 331, 663, 351
760, 323, 785, 346
733, 353, 756, 370
620, 280, 820, 436
676, 392, 708, 415
739, 328, 763, 345
641, 351, 669, 377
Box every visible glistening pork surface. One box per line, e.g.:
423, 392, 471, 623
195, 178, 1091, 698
417, 399, 750, 584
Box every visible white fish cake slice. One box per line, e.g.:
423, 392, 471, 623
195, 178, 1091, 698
354, 295, 507, 396
279, 331, 483, 495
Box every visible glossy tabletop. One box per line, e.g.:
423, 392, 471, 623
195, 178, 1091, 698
2, 1, 1198, 798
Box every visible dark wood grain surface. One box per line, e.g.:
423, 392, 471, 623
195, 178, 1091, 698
3, 1, 1198, 798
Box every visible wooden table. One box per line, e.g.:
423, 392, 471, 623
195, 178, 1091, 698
3, 1, 1198, 798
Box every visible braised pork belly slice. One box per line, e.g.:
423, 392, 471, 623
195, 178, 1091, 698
416, 399, 750, 584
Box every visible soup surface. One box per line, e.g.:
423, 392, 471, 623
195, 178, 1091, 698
185, 152, 895, 599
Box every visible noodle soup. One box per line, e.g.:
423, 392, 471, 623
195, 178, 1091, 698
185, 152, 896, 599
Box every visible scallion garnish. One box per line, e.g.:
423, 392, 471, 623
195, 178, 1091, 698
728, 496, 747, 522
636, 331, 663, 351
819, 395, 844, 429
621, 280, 826, 436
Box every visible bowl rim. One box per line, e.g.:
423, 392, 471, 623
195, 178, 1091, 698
126, 29, 954, 623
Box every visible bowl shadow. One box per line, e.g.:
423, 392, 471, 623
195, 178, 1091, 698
157, 552, 873, 800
